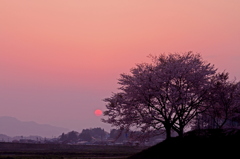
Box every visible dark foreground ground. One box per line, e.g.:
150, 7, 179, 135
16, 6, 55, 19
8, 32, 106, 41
127, 128, 240, 159
0, 142, 146, 159
2, 128, 240, 159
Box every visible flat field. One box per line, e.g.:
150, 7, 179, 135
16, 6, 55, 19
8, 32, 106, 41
0, 142, 146, 159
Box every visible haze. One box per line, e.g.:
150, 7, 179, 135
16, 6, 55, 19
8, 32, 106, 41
0, 1, 240, 133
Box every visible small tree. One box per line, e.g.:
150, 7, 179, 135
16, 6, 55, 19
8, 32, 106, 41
90, 128, 106, 140
67, 131, 79, 142
79, 129, 92, 142
59, 133, 67, 142
103, 52, 216, 139
59, 131, 79, 143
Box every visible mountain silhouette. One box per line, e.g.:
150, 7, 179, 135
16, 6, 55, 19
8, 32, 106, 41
0, 116, 69, 138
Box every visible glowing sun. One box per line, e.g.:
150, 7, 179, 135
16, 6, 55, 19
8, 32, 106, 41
94, 109, 103, 116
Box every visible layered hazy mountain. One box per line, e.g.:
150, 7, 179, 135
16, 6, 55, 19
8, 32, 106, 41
0, 116, 69, 138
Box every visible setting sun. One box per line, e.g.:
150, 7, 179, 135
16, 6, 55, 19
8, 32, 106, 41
94, 109, 103, 116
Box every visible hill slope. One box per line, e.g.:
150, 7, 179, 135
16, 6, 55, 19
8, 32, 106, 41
127, 128, 240, 159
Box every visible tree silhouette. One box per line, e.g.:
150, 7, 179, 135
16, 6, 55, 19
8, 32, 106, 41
197, 72, 240, 129
79, 129, 92, 142
103, 52, 217, 139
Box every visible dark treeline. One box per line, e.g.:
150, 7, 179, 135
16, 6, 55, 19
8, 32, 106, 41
58, 128, 165, 145
59, 127, 106, 143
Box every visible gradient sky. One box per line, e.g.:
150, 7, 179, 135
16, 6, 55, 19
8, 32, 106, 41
0, 1, 240, 133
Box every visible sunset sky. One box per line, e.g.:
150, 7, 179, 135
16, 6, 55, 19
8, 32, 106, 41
0, 1, 240, 133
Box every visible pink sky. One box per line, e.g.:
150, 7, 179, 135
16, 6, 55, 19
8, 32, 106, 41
0, 1, 240, 133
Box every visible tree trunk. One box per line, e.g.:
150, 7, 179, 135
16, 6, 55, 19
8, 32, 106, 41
172, 125, 184, 138
165, 125, 172, 140
178, 126, 184, 138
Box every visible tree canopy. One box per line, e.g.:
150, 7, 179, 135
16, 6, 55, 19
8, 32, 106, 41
102, 52, 225, 139
194, 72, 240, 129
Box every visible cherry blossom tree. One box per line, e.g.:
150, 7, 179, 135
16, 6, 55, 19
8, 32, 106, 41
200, 72, 240, 129
102, 52, 216, 139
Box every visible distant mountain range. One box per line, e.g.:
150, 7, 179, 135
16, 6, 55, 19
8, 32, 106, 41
0, 116, 69, 138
